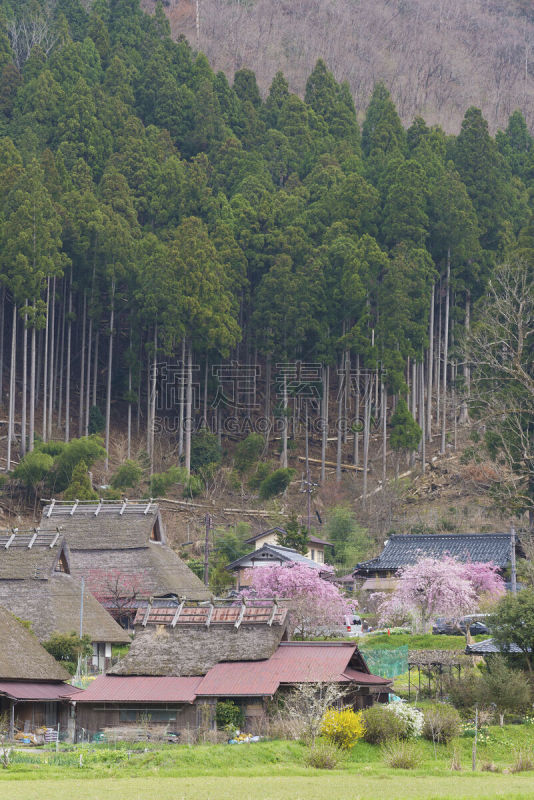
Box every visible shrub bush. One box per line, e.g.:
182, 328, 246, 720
422, 705, 461, 744
320, 708, 365, 750
234, 434, 264, 474
247, 461, 271, 490
259, 467, 295, 500
190, 430, 222, 471
88, 405, 105, 434
215, 700, 244, 731
381, 739, 418, 769
388, 703, 424, 738
510, 748, 534, 773
111, 460, 143, 490
304, 740, 345, 769
362, 704, 405, 744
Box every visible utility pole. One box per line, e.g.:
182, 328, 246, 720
305, 406, 311, 534
510, 524, 517, 594
79, 577, 85, 637
203, 514, 210, 586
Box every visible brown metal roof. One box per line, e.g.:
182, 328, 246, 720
76, 675, 202, 704
134, 601, 287, 628
196, 642, 369, 697
0, 681, 81, 701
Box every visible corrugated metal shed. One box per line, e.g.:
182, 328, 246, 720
76, 675, 202, 704
196, 642, 390, 697
0, 681, 82, 701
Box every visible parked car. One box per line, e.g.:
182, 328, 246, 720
344, 614, 363, 636
432, 615, 490, 636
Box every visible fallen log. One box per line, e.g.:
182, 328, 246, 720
298, 456, 363, 472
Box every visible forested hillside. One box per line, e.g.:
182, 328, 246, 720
145, 0, 534, 132
0, 0, 532, 532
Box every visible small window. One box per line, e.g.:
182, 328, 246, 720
317, 550, 324, 563
310, 549, 315, 561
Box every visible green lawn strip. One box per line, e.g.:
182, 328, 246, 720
5, 774, 534, 800
358, 633, 488, 651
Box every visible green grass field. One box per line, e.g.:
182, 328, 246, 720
7, 773, 534, 800
2, 724, 534, 800
358, 632, 487, 651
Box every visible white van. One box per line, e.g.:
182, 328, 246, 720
344, 614, 362, 636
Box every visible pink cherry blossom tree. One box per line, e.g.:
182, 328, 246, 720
378, 556, 505, 633
241, 563, 355, 639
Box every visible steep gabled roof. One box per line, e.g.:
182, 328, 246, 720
111, 599, 289, 677
39, 500, 210, 602
0, 530, 68, 580
0, 531, 129, 644
0, 605, 70, 681
227, 543, 331, 572
355, 533, 523, 574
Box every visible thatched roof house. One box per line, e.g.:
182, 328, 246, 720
76, 639, 391, 736
0, 605, 70, 683
0, 605, 81, 738
111, 597, 290, 677
38, 500, 210, 619
0, 530, 129, 668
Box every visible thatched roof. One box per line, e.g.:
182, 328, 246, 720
0, 605, 70, 681
0, 531, 129, 644
111, 600, 289, 677
39, 501, 210, 602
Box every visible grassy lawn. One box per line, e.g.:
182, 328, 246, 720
7, 774, 534, 800
2, 724, 534, 799
358, 632, 487, 651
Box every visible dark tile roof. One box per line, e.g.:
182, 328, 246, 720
465, 638, 529, 655
355, 533, 521, 574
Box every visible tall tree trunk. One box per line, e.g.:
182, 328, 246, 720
149, 324, 157, 475
84, 316, 93, 436
362, 373, 371, 508
42, 279, 49, 442
178, 338, 185, 461
321, 364, 329, 483
353, 355, 360, 467
343, 347, 350, 444
78, 290, 86, 437
426, 283, 434, 441
459, 289, 470, 425
185, 340, 193, 475
104, 280, 115, 471
436, 279, 442, 429
57, 282, 66, 432
0, 286, 4, 406
419, 358, 426, 473
264, 353, 271, 448
203, 356, 208, 427
29, 315, 36, 452
440, 253, 451, 455
65, 274, 72, 442
281, 371, 288, 468
6, 301, 17, 471
382, 379, 387, 486
336, 353, 343, 482
47, 277, 56, 441
127, 327, 132, 460
21, 303, 28, 456
92, 328, 99, 408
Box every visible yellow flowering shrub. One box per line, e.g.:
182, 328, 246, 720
320, 707, 365, 750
